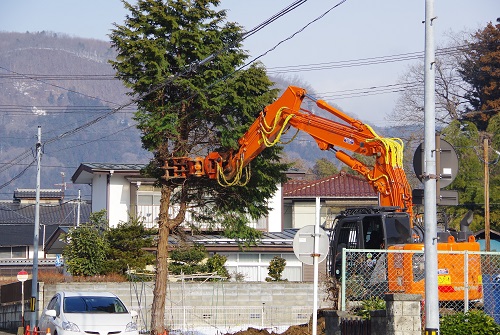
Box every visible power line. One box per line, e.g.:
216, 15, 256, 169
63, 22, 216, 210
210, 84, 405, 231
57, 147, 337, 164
266, 46, 464, 74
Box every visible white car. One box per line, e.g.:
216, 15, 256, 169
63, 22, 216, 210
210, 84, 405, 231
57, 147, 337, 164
38, 291, 139, 335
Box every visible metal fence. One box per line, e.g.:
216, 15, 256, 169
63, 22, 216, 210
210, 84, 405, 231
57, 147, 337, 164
340, 249, 500, 323
164, 306, 312, 334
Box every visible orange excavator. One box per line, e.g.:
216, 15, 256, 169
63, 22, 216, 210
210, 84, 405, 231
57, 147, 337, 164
165, 86, 481, 302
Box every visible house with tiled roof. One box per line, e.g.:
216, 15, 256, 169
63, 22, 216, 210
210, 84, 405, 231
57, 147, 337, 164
282, 171, 378, 230
66, 163, 378, 282
0, 189, 91, 272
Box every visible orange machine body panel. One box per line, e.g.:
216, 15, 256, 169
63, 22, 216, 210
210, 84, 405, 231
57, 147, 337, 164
388, 236, 482, 301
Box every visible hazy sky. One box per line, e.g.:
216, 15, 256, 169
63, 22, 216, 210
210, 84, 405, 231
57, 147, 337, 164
0, 0, 497, 125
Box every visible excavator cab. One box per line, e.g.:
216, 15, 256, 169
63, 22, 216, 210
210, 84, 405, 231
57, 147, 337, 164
327, 207, 412, 279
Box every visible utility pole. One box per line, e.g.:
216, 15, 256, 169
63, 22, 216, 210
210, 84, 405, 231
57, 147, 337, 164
484, 138, 490, 251
77, 189, 81, 227
30, 126, 42, 330
423, 0, 439, 334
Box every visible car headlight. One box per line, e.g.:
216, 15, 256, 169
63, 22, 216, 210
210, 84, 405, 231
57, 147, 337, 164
62, 321, 80, 332
125, 322, 138, 332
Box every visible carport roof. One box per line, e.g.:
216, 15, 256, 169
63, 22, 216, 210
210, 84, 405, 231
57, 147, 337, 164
45, 227, 300, 254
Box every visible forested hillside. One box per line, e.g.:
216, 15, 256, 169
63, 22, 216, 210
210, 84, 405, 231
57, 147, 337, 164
0, 31, 149, 200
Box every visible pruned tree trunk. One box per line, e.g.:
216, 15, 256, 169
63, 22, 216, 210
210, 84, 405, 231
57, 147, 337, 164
150, 184, 186, 335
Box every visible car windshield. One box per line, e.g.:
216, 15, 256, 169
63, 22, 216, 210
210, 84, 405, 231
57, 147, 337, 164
64, 296, 128, 314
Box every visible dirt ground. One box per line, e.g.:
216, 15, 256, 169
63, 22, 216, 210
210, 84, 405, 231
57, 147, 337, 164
226, 317, 325, 335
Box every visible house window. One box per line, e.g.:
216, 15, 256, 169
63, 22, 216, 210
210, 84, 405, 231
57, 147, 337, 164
0, 246, 27, 259
137, 193, 161, 228
12, 246, 27, 258
238, 253, 259, 262
222, 252, 302, 282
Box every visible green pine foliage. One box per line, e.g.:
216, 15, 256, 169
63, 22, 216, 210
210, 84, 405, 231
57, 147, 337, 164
458, 22, 500, 131
311, 158, 339, 179
104, 216, 156, 275
441, 114, 500, 232
169, 244, 229, 279
488, 114, 500, 228
109, 1, 291, 330
109, 0, 289, 237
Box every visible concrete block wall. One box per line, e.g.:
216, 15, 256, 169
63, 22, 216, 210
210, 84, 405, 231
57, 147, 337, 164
323, 294, 422, 335
384, 293, 422, 335
40, 282, 330, 310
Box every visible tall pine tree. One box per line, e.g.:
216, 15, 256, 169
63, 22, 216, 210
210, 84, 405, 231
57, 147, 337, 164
109, 1, 288, 333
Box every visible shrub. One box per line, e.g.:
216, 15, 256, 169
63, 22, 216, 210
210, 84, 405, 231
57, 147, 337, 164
355, 297, 385, 320
266, 256, 287, 282
440, 310, 500, 335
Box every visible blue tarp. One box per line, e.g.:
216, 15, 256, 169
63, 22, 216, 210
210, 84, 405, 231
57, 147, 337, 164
477, 239, 500, 251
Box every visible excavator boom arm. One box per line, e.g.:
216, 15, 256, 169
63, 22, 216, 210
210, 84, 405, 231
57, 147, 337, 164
165, 86, 413, 219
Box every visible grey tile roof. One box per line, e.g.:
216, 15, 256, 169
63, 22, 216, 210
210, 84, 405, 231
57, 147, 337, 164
77, 163, 147, 171
71, 163, 148, 184
44, 228, 299, 255
14, 189, 64, 200
0, 201, 92, 246
168, 229, 299, 248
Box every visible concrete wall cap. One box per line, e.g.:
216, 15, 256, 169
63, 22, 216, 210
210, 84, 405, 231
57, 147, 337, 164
384, 293, 422, 301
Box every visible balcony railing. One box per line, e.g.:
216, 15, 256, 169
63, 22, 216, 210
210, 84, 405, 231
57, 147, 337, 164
134, 205, 267, 230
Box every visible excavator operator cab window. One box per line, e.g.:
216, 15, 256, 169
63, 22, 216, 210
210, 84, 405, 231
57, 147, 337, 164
385, 215, 412, 245
337, 221, 358, 249
363, 216, 385, 249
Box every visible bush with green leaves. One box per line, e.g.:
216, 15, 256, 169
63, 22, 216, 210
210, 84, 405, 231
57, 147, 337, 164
206, 253, 229, 279
440, 310, 500, 335
62, 211, 109, 276
169, 244, 228, 280
355, 297, 385, 320
266, 256, 287, 282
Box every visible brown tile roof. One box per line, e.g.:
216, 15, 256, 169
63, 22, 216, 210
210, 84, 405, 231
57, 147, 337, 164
283, 171, 377, 198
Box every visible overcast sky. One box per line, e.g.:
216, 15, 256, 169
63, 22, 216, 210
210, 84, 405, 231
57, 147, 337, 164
0, 0, 497, 125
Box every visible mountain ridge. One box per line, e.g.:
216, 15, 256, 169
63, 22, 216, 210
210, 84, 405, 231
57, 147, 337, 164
0, 32, 412, 200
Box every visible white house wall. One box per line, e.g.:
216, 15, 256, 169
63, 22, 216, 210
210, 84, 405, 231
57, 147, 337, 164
291, 201, 329, 229
223, 252, 302, 282
91, 173, 107, 214
267, 185, 282, 232
292, 202, 315, 229
108, 175, 130, 228
91, 173, 130, 228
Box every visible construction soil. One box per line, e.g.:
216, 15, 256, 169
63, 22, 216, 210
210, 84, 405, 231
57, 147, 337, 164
225, 317, 326, 335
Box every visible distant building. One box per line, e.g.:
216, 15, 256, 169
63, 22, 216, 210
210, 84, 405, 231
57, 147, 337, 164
0, 188, 91, 276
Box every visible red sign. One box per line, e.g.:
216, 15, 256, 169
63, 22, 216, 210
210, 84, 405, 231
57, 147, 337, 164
17, 270, 29, 282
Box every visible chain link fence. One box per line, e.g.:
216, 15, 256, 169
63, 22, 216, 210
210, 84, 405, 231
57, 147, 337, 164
340, 249, 500, 323
165, 305, 312, 334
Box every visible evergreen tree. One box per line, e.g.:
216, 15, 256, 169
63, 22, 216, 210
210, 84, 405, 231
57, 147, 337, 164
459, 22, 500, 131
266, 256, 286, 282
105, 216, 156, 275
441, 121, 485, 231
311, 158, 339, 179
109, 1, 288, 333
